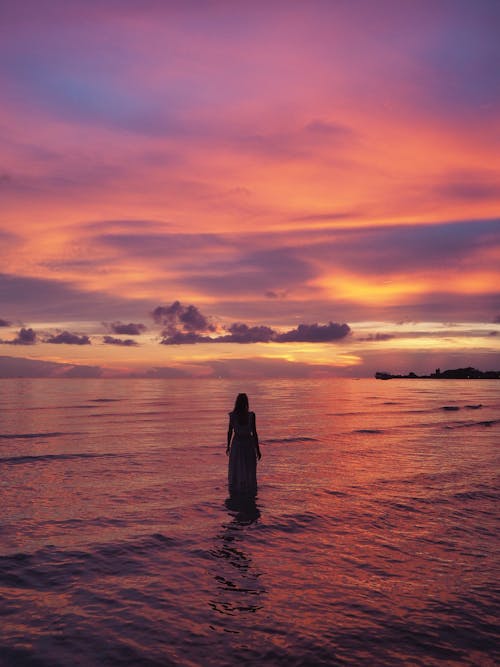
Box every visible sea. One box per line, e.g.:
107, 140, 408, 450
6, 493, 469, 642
0, 378, 498, 666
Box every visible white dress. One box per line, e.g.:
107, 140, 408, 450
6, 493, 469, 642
228, 411, 258, 497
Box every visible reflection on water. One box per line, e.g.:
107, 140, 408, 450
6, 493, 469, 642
208, 497, 265, 629
224, 495, 261, 524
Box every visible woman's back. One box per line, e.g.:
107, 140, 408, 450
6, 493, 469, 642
230, 410, 254, 438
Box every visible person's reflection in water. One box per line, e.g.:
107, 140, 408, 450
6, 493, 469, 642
225, 494, 261, 524
208, 495, 265, 631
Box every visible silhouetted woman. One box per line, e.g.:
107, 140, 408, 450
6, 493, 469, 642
226, 393, 261, 497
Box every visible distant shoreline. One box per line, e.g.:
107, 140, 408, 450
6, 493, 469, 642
375, 367, 500, 380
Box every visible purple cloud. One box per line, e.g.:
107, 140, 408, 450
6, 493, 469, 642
215, 323, 276, 344
435, 174, 500, 202
98, 231, 226, 259
110, 321, 146, 335
45, 331, 91, 345
0, 318, 11, 327
0, 355, 67, 377
103, 335, 138, 346
276, 322, 351, 343
160, 331, 211, 345
158, 302, 351, 344
292, 218, 500, 277
153, 301, 215, 338
2, 327, 37, 345
0, 273, 154, 321
184, 248, 316, 297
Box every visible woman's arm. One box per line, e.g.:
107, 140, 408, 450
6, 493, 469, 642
226, 418, 233, 455
252, 413, 261, 460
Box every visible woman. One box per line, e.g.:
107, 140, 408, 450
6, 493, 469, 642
226, 393, 261, 497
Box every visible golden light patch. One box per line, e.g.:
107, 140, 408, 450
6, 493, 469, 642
316, 273, 426, 304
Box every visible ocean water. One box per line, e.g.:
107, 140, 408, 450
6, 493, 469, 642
0, 378, 498, 667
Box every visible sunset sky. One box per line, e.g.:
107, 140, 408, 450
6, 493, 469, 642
1, 0, 499, 378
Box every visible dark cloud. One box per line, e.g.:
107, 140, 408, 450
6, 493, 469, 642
387, 292, 500, 323
0, 273, 155, 321
157, 302, 351, 345
153, 301, 215, 338
97, 232, 226, 259
0, 355, 103, 378
0, 318, 11, 327
357, 333, 395, 342
2, 327, 37, 345
493, 315, 500, 324
215, 323, 276, 344
110, 321, 146, 335
103, 335, 138, 346
276, 322, 351, 343
0, 355, 65, 377
435, 175, 500, 202
298, 218, 500, 275
178, 304, 214, 332
45, 331, 91, 345
160, 331, 211, 345
184, 247, 316, 296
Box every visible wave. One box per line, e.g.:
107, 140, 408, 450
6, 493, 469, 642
89, 410, 165, 418
0, 431, 78, 439
24, 404, 95, 411
265, 436, 319, 444
0, 532, 175, 591
259, 511, 326, 535
444, 419, 500, 430
354, 428, 383, 434
0, 452, 123, 466
454, 490, 499, 501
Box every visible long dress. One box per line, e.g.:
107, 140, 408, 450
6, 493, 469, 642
228, 411, 258, 497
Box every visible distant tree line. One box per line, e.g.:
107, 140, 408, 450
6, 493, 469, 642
375, 367, 500, 380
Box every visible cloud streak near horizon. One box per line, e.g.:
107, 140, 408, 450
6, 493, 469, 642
0, 1, 499, 376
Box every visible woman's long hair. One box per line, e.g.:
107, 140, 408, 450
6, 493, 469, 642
234, 393, 249, 424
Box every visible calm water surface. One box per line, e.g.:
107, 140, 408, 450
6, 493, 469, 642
0, 378, 499, 666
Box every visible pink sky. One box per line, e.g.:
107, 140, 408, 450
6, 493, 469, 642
0, 1, 499, 377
